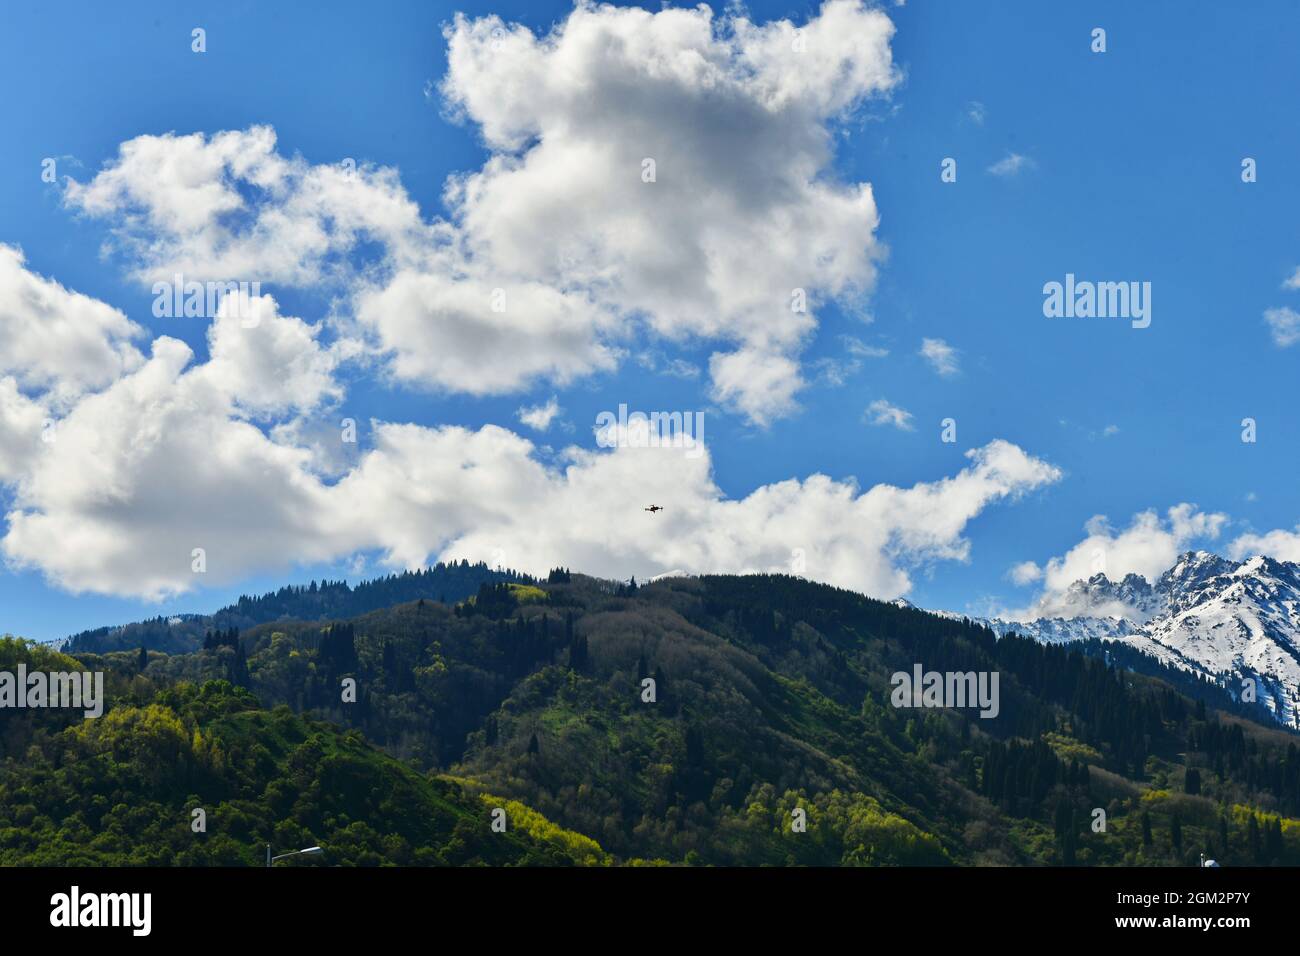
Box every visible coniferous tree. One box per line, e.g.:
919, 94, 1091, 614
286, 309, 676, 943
1062, 807, 1077, 866
527, 733, 540, 756
1053, 799, 1069, 839
1266, 817, 1283, 863
1141, 811, 1153, 847
568, 630, 588, 672
138, 645, 148, 672
684, 726, 704, 766
229, 638, 249, 687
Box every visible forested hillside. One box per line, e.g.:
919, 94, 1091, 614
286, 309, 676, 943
9, 572, 1300, 866
0, 636, 580, 866
63, 560, 529, 655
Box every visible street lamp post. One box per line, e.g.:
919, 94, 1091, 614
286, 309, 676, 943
266, 844, 324, 867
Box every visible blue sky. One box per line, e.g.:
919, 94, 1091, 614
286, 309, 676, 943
1, 0, 1298, 641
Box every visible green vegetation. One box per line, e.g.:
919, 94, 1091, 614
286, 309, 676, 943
0, 643, 576, 866
7, 572, 1300, 866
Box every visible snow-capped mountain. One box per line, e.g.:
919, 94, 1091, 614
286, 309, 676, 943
969, 551, 1300, 727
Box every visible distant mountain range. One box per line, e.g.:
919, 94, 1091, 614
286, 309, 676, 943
964, 551, 1300, 728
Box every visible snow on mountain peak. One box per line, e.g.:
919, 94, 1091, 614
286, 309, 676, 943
965, 551, 1300, 728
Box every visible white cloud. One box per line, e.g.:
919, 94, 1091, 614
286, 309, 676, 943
430, 0, 898, 421
919, 337, 959, 376
0, 378, 47, 483
0, 249, 1060, 600
354, 267, 620, 395
1229, 525, 1300, 563
0, 4, 1075, 603
845, 336, 889, 359
662, 358, 702, 379
63, 2, 899, 425
336, 433, 1060, 601
967, 101, 986, 125
1, 317, 1060, 599
987, 152, 1034, 177
1264, 306, 1300, 347
1282, 267, 1300, 290
709, 349, 803, 426
199, 292, 340, 418
864, 398, 913, 430
1008, 504, 1228, 620
64, 127, 430, 286
811, 336, 889, 387
1007, 560, 1042, 586
517, 396, 561, 432
0, 244, 145, 403
1, 338, 345, 599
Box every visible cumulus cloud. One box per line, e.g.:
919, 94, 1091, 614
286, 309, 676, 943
334, 433, 1060, 601
67, 2, 898, 423
0, 242, 1060, 601
0, 3, 1072, 603
1007, 504, 1228, 620
1229, 525, 1300, 563
1, 315, 1060, 599
1007, 560, 1042, 586
1, 338, 345, 599
64, 126, 430, 285
0, 378, 47, 483
436, 0, 899, 420
517, 396, 561, 432
199, 292, 341, 418
0, 245, 145, 402
709, 349, 803, 425
354, 267, 621, 395
864, 398, 913, 430
919, 337, 959, 376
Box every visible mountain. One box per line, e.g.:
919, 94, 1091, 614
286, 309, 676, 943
0, 636, 583, 866
975, 551, 1300, 728
61, 560, 531, 655
34, 571, 1300, 866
